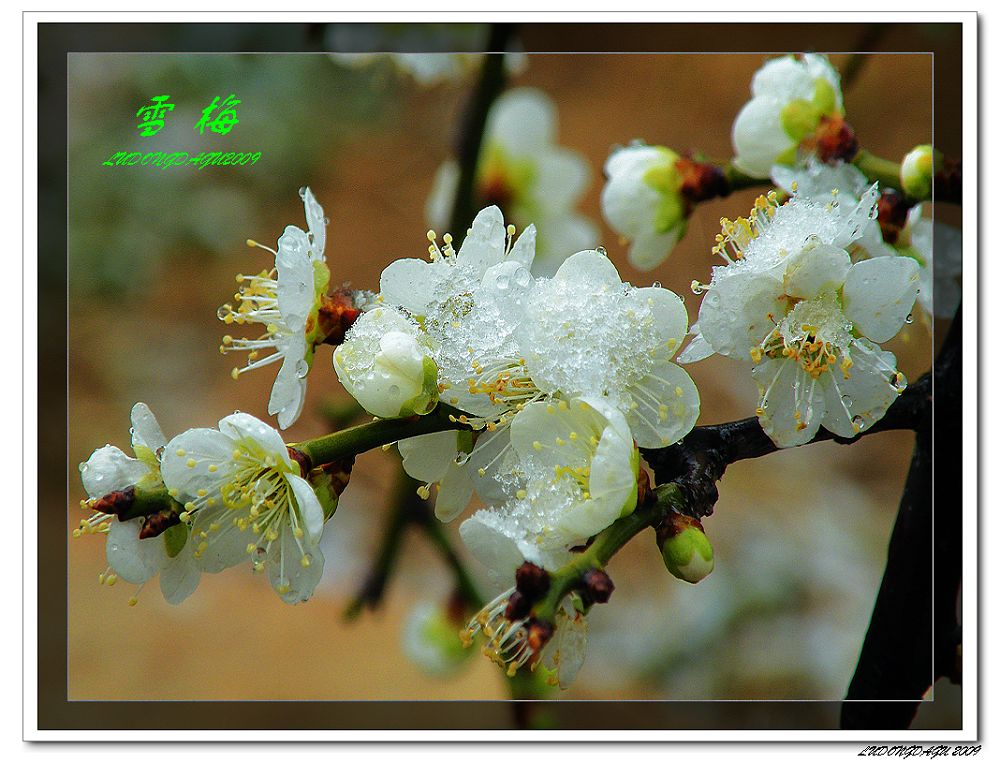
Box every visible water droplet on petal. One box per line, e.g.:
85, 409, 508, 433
905, 314, 914, 324
295, 359, 309, 378
596, 246, 608, 257
852, 415, 865, 429
455, 452, 471, 466
841, 394, 853, 407
298, 186, 307, 197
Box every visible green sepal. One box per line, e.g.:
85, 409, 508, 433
163, 522, 189, 558
811, 76, 839, 116
780, 98, 822, 142
661, 526, 715, 584
399, 356, 441, 417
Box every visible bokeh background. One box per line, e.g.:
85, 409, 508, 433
61, 23, 962, 727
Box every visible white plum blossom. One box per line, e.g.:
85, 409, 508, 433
686, 189, 919, 447
601, 143, 689, 270
77, 403, 201, 606
772, 159, 961, 318
460, 396, 640, 576
218, 187, 331, 430
732, 54, 844, 178
332, 305, 439, 419
516, 250, 699, 448
160, 412, 327, 604
426, 88, 598, 275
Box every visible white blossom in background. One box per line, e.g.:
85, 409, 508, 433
772, 158, 962, 319
160, 412, 327, 604
77, 403, 201, 605
402, 602, 472, 676
601, 143, 688, 270
326, 23, 527, 85
732, 54, 844, 178
685, 189, 918, 447
426, 88, 598, 275
899, 144, 937, 200
333, 305, 439, 419
218, 187, 330, 430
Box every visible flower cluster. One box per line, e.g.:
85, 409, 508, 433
77, 404, 338, 605
682, 176, 919, 447
337, 206, 697, 534
427, 88, 598, 275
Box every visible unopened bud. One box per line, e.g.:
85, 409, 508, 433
581, 569, 615, 604
657, 511, 715, 584
515, 561, 550, 601
900, 144, 939, 200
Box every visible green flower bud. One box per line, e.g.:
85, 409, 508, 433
657, 511, 715, 584
900, 144, 939, 200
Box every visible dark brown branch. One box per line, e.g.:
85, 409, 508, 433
642, 371, 932, 520
841, 308, 962, 728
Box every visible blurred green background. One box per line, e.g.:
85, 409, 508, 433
63, 23, 960, 728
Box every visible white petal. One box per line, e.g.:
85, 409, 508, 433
832, 184, 879, 249
435, 460, 476, 523
821, 339, 902, 438
552, 248, 622, 290
80, 445, 151, 498
191, 507, 252, 573
299, 186, 327, 260
105, 518, 167, 584
731, 96, 793, 179
159, 551, 201, 605
547, 609, 588, 689
587, 423, 637, 511
533, 149, 590, 210
697, 269, 785, 361
379, 258, 438, 316
751, 55, 814, 99
130, 402, 167, 454
457, 206, 506, 272
782, 243, 851, 299
160, 428, 235, 499
467, 428, 517, 506
626, 360, 700, 448
398, 431, 460, 484
676, 327, 715, 364
275, 225, 316, 332
531, 214, 599, 278
628, 226, 682, 271
218, 413, 294, 471
486, 88, 557, 155
459, 510, 525, 574
636, 286, 688, 357
843, 257, 920, 343
424, 160, 459, 230
267, 528, 325, 604
752, 358, 824, 448
289, 473, 325, 542
269, 355, 307, 431
507, 223, 537, 269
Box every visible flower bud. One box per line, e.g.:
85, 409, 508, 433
900, 144, 939, 200
333, 305, 439, 419
657, 511, 715, 584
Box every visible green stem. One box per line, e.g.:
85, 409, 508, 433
852, 149, 902, 194
534, 484, 684, 622
292, 404, 465, 468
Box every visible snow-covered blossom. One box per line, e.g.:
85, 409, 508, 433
333, 305, 439, 419
160, 412, 327, 604
460, 396, 639, 574
772, 159, 961, 318
900, 144, 937, 200
372, 209, 697, 522
601, 143, 688, 270
732, 54, 844, 178
686, 189, 919, 447
426, 88, 597, 275
326, 23, 527, 85
461, 589, 587, 686
77, 403, 201, 605
402, 602, 472, 676
218, 187, 331, 429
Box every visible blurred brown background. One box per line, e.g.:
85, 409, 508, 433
56, 22, 962, 728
